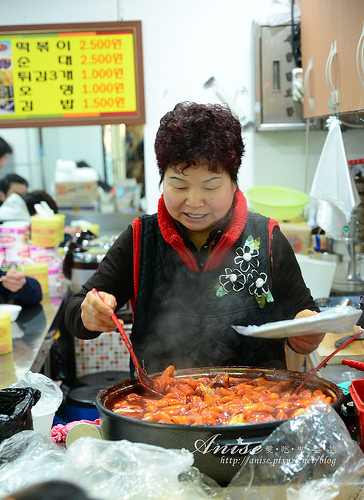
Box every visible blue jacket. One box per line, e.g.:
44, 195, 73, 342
0, 271, 42, 307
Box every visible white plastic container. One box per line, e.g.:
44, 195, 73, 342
0, 221, 30, 247
48, 259, 65, 297
295, 254, 337, 299
29, 246, 59, 265
32, 410, 57, 436
5, 244, 30, 263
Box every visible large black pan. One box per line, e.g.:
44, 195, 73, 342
96, 366, 344, 485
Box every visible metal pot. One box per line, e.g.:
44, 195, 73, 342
63, 231, 115, 291
96, 366, 344, 485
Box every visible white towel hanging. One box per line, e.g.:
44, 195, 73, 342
310, 117, 360, 238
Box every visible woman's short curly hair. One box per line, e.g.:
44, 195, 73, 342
154, 102, 245, 183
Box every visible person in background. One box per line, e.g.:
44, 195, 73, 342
0, 173, 29, 203
23, 189, 78, 242
65, 102, 324, 376
0, 136, 12, 170
23, 189, 58, 215
0, 187, 44, 307
0, 265, 42, 307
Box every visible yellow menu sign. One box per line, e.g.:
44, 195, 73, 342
0, 21, 145, 127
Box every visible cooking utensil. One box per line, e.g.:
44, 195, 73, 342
91, 288, 163, 398
294, 329, 364, 394
96, 365, 343, 485
342, 358, 364, 372
335, 331, 364, 348
339, 298, 358, 308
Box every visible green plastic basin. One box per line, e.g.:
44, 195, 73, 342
246, 186, 310, 221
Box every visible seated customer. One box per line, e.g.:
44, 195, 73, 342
0, 137, 13, 170
23, 189, 58, 215
0, 266, 42, 307
0, 173, 29, 203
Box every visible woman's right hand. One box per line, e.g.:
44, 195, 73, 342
81, 290, 118, 332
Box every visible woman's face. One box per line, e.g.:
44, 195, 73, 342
0, 153, 9, 170
163, 162, 237, 242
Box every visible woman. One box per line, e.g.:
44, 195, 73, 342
65, 102, 323, 375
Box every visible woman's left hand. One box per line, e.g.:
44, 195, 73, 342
287, 309, 325, 354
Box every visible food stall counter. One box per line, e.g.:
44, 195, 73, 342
0, 295, 64, 389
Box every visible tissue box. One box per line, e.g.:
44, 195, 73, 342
55, 182, 98, 210
279, 221, 312, 254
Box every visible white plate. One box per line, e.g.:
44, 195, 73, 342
232, 306, 362, 339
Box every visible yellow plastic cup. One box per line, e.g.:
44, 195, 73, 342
53, 214, 66, 242
23, 262, 49, 295
31, 216, 61, 247
0, 311, 12, 355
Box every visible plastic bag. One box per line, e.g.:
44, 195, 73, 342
0, 431, 67, 495
63, 438, 197, 499
11, 372, 63, 418
0, 388, 40, 443
0, 432, 214, 500
225, 400, 364, 499
11, 372, 63, 436
2, 401, 364, 499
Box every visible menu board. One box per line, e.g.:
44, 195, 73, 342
0, 21, 145, 127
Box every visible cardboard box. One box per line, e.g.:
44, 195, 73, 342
57, 205, 96, 213
55, 181, 98, 209
279, 221, 312, 254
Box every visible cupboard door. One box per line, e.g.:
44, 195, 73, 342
335, 0, 364, 115
301, 0, 364, 118
301, 0, 336, 118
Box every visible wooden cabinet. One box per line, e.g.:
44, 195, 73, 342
301, 0, 364, 118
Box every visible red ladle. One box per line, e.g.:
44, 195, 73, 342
294, 329, 364, 394
92, 288, 163, 398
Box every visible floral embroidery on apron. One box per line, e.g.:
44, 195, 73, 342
215, 235, 274, 308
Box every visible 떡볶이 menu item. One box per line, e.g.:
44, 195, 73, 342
0, 21, 145, 127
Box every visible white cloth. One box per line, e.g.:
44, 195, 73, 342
310, 117, 360, 238
0, 193, 30, 222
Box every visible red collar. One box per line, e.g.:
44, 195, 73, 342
157, 189, 248, 271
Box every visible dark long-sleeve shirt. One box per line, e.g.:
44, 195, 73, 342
65, 224, 319, 340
